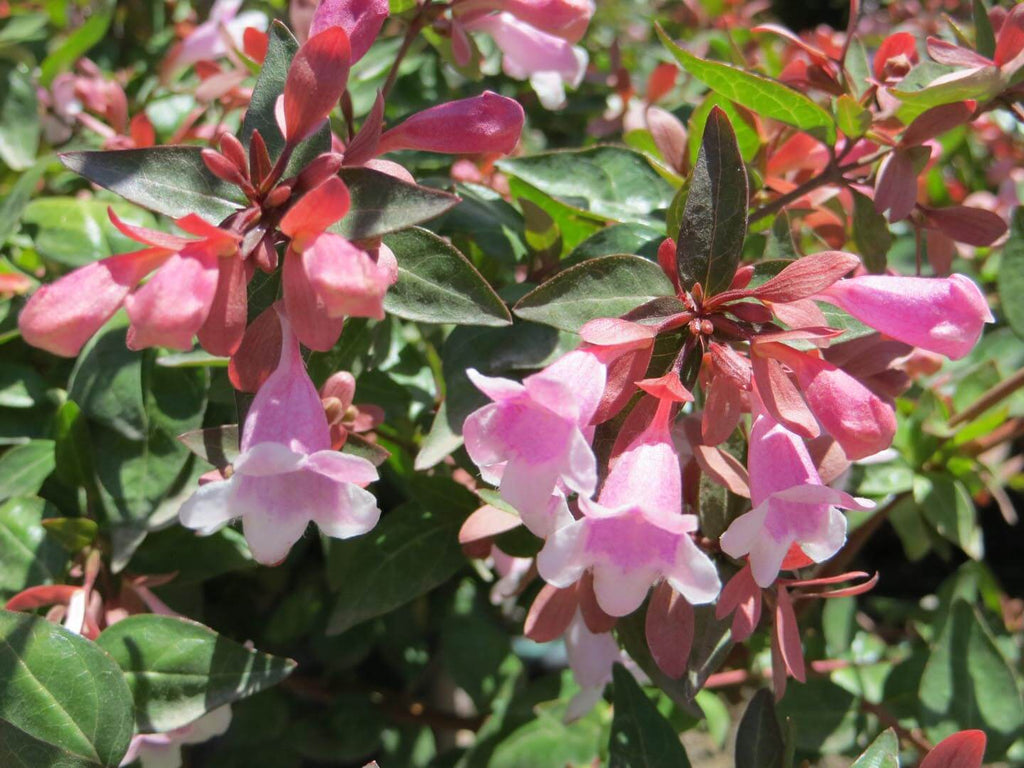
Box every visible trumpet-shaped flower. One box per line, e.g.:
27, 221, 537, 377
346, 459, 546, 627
19, 211, 242, 356
719, 407, 874, 588
279, 177, 397, 350
817, 273, 993, 360
463, 349, 605, 519
179, 307, 381, 565
537, 400, 720, 616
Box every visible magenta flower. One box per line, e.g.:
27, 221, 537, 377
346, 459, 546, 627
817, 273, 993, 360
279, 176, 397, 350
719, 408, 873, 588
463, 349, 605, 519
179, 307, 381, 565
536, 400, 720, 616
18, 211, 242, 356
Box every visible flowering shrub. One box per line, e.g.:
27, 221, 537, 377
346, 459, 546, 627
0, 0, 1022, 766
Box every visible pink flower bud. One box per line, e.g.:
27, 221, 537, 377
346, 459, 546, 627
376, 91, 524, 156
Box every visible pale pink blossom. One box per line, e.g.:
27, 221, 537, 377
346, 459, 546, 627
120, 706, 232, 767
536, 400, 720, 616
563, 612, 621, 722
461, 12, 587, 109
719, 408, 874, 588
463, 349, 605, 518
817, 274, 994, 360
179, 308, 381, 565
165, 0, 268, 72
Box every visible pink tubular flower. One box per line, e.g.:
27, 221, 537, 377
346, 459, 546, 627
463, 349, 605, 519
537, 399, 721, 616
179, 307, 381, 565
719, 407, 874, 588
376, 91, 525, 156
817, 274, 994, 360
279, 176, 397, 350
309, 0, 389, 63
120, 706, 232, 768
18, 211, 242, 356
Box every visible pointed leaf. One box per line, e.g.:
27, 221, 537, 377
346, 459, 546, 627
0, 440, 55, 503
0, 609, 134, 767
60, 147, 245, 223
95, 614, 295, 733
997, 208, 1024, 339
609, 663, 692, 768
382, 227, 511, 326
676, 107, 748, 296
0, 497, 68, 598
850, 728, 900, 768
514, 254, 675, 332
658, 26, 836, 144
331, 167, 460, 240
735, 689, 785, 768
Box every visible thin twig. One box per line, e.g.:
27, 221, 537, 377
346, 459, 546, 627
949, 366, 1024, 427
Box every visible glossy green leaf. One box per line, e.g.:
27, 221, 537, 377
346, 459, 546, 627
0, 157, 48, 248
60, 148, 245, 224
776, 676, 862, 753
513, 254, 674, 332
128, 526, 253, 585
0, 440, 55, 502
852, 188, 892, 273
609, 664, 692, 768
913, 473, 983, 559
658, 26, 836, 144
850, 728, 900, 768
177, 425, 240, 470
96, 614, 296, 733
41, 517, 98, 553
0, 64, 39, 170
0, 609, 134, 767
332, 167, 460, 240
0, 497, 67, 598
918, 600, 1024, 758
892, 63, 1002, 122
53, 401, 95, 490
735, 689, 785, 768
563, 222, 663, 267
687, 94, 763, 167
498, 146, 676, 227
677, 107, 748, 296
382, 227, 511, 326
998, 208, 1024, 339
0, 362, 48, 408
326, 478, 473, 634
22, 198, 158, 268
835, 94, 872, 139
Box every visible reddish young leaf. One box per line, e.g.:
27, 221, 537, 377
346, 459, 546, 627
873, 31, 919, 79
919, 731, 986, 768
524, 583, 578, 642
922, 204, 1008, 246
901, 101, 976, 147
280, 176, 352, 239
752, 251, 861, 302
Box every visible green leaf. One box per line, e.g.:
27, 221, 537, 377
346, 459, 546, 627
178, 425, 240, 470
128, 526, 253, 585
333, 166, 460, 240
658, 26, 836, 144
39, 0, 114, 86
0, 157, 48, 248
677, 107, 748, 296
851, 188, 892, 273
892, 63, 1002, 122
0, 63, 39, 170
497, 146, 676, 227
60, 147, 245, 224
735, 689, 784, 768
95, 614, 296, 733
382, 227, 511, 326
441, 613, 511, 711
326, 477, 473, 634
998, 208, 1024, 339
69, 324, 207, 540
563, 222, 664, 267
22, 198, 158, 269
0, 440, 55, 502
609, 664, 692, 768
918, 600, 1024, 758
974, 0, 996, 60
241, 21, 330, 173
0, 609, 134, 767
776, 677, 862, 754
687, 95, 763, 167
53, 401, 95, 490
850, 728, 900, 768
835, 94, 872, 139
0, 497, 67, 598
0, 362, 48, 408
513, 254, 674, 332
913, 473, 983, 559
41, 517, 98, 553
